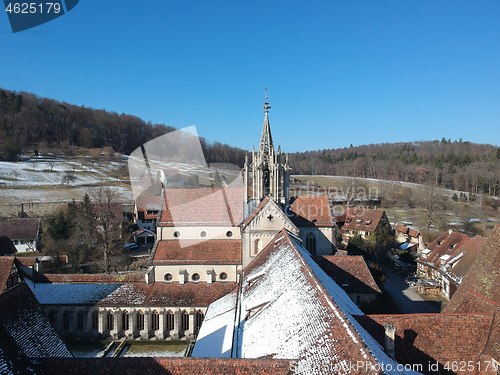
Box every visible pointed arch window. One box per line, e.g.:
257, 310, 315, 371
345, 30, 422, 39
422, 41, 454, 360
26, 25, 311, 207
166, 310, 174, 331
136, 311, 145, 330
306, 233, 317, 255
195, 310, 205, 333
180, 310, 189, 331
151, 311, 160, 331
122, 311, 129, 331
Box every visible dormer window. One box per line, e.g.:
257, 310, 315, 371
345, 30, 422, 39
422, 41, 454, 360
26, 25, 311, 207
365, 220, 372, 225
356, 219, 362, 224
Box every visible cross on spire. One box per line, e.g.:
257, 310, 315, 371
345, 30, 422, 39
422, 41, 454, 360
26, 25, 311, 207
263, 87, 271, 113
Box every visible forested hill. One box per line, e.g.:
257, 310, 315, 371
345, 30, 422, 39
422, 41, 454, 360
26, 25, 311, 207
0, 89, 247, 166
290, 141, 500, 196
2, 89, 499, 196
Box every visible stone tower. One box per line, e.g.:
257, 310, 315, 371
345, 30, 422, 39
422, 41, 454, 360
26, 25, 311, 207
243, 90, 290, 214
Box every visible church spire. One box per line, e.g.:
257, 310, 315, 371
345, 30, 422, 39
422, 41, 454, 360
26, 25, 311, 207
259, 87, 274, 156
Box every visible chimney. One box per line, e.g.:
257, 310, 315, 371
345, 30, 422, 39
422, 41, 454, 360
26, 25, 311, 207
384, 322, 396, 358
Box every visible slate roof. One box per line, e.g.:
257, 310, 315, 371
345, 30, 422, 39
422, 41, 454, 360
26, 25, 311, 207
0, 218, 40, 240
288, 195, 333, 226
35, 357, 293, 375
34, 273, 144, 284
0, 282, 72, 358
158, 187, 244, 227
152, 240, 242, 265
337, 207, 388, 233
197, 229, 416, 374
355, 313, 497, 375
97, 282, 237, 307
134, 196, 163, 221
312, 255, 382, 294
418, 230, 487, 286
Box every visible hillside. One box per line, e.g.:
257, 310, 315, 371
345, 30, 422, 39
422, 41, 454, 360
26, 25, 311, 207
289, 140, 500, 196
2, 89, 499, 197
0, 88, 247, 166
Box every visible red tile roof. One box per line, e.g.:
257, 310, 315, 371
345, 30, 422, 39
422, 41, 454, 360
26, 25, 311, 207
445, 226, 500, 309
97, 282, 237, 307
158, 188, 244, 227
418, 230, 487, 285
395, 224, 420, 237
0, 257, 15, 293
236, 230, 397, 373
337, 207, 388, 233
313, 255, 381, 294
0, 218, 40, 240
134, 196, 163, 220
355, 313, 496, 375
35, 357, 293, 375
289, 195, 332, 226
152, 240, 241, 264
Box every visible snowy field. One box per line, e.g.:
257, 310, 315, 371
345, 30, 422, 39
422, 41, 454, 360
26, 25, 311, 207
0, 159, 133, 205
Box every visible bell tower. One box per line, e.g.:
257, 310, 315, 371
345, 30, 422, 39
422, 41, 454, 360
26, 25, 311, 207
243, 89, 290, 212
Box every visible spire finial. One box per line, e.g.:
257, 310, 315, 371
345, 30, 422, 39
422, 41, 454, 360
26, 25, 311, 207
263, 87, 271, 113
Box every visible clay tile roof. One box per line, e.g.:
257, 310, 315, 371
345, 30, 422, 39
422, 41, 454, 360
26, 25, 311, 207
354, 313, 495, 374
159, 187, 243, 227
152, 240, 241, 264
0, 257, 15, 293
340, 207, 386, 232
313, 255, 381, 294
35, 357, 293, 375
419, 230, 487, 283
395, 224, 420, 238
134, 196, 163, 220
97, 282, 237, 307
0, 218, 40, 240
289, 195, 332, 226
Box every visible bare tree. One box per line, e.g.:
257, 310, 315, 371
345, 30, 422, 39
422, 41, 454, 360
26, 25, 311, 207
87, 187, 123, 273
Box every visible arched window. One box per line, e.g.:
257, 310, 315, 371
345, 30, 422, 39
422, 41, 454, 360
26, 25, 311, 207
180, 310, 189, 331
136, 311, 144, 330
122, 311, 129, 331
92, 311, 98, 330
253, 239, 261, 256
63, 311, 70, 330
151, 311, 160, 331
195, 310, 204, 333
106, 312, 113, 331
306, 233, 316, 255
77, 311, 85, 331
166, 310, 174, 331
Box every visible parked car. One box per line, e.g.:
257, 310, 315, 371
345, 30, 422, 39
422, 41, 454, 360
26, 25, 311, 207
124, 242, 138, 250
405, 276, 419, 287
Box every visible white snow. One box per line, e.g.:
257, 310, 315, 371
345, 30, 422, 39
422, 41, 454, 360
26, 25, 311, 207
28, 281, 121, 305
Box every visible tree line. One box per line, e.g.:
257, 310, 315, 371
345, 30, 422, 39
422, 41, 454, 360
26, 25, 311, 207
0, 88, 247, 166
289, 139, 500, 196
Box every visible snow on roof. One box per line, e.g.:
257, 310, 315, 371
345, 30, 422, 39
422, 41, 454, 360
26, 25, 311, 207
192, 290, 237, 358
226, 230, 419, 375
421, 249, 432, 254
28, 280, 121, 305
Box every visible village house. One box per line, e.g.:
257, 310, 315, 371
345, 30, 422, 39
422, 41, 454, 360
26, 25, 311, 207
313, 255, 382, 306
395, 223, 425, 253
335, 206, 391, 244
132, 196, 162, 244
416, 229, 487, 300
0, 217, 41, 253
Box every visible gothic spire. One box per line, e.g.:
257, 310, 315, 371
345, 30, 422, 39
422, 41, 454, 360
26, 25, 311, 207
259, 87, 274, 156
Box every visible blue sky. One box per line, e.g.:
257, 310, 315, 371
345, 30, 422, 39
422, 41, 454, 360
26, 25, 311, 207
1, 1, 499, 153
